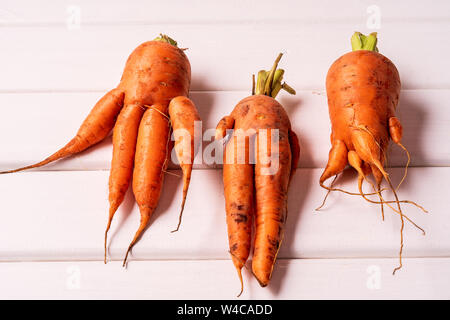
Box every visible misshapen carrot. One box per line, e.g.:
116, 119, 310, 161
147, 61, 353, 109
1, 34, 201, 265
216, 53, 299, 293
111, 35, 202, 265
105, 35, 193, 264
319, 32, 426, 273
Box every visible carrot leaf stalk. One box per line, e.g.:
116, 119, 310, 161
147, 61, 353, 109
254, 53, 296, 98
351, 32, 378, 52
153, 34, 178, 47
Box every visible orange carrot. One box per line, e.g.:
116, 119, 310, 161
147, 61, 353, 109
169, 96, 201, 232
113, 35, 200, 266
216, 53, 299, 292
319, 32, 426, 274
104, 103, 145, 263
0, 88, 124, 174
222, 132, 254, 295
123, 103, 171, 266
1, 34, 200, 265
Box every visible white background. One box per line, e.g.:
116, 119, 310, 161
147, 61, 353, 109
0, 0, 449, 299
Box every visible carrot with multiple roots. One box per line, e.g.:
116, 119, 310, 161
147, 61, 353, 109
319, 32, 426, 274
216, 53, 299, 294
110, 35, 200, 265
0, 34, 200, 265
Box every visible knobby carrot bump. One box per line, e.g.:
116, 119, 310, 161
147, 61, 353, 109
216, 53, 300, 295
318, 32, 427, 274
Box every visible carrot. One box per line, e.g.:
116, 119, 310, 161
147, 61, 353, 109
105, 35, 192, 264
169, 96, 201, 232
122, 95, 201, 263
1, 34, 200, 265
0, 88, 124, 174
216, 53, 299, 292
122, 103, 171, 265
104, 103, 145, 263
222, 131, 254, 296
115, 35, 200, 266
319, 32, 426, 274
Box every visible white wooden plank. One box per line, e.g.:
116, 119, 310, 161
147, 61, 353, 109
0, 167, 445, 261
0, 23, 448, 92
0, 0, 447, 302
0, 258, 449, 299
2, 0, 449, 25
0, 90, 448, 171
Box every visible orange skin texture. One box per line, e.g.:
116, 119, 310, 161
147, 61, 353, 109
320, 50, 402, 185
110, 40, 191, 211
110, 41, 202, 262
217, 95, 300, 287
108, 104, 145, 219
223, 132, 254, 289
118, 41, 191, 106
107, 41, 192, 254
128, 103, 171, 249
169, 96, 201, 230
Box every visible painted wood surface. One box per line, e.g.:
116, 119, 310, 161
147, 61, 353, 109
0, 0, 448, 299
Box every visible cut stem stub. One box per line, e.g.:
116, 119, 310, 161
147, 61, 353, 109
254, 53, 296, 98
351, 32, 378, 52
154, 34, 178, 47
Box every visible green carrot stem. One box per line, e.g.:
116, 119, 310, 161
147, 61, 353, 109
154, 34, 178, 47
256, 70, 268, 96
272, 69, 285, 89
254, 53, 295, 98
351, 32, 378, 52
252, 74, 256, 95
271, 82, 282, 98
263, 53, 283, 95
282, 83, 296, 95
